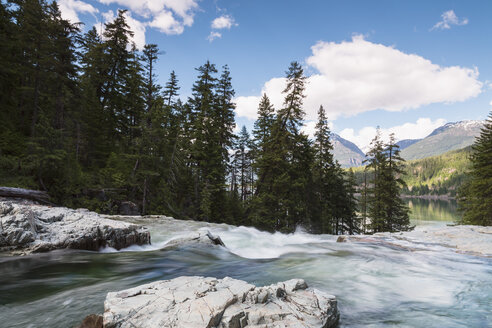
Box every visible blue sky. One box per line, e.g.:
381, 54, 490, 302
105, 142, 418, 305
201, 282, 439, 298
59, 0, 492, 150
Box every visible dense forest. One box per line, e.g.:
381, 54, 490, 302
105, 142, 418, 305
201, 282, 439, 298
0, 1, 414, 233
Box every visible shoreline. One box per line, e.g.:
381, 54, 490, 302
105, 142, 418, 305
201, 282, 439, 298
401, 194, 456, 201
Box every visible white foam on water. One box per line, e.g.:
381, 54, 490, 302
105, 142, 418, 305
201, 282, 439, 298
203, 225, 334, 259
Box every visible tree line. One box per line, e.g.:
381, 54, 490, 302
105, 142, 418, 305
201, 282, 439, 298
0, 1, 413, 233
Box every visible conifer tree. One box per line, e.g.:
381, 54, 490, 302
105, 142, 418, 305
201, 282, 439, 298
233, 126, 253, 202
251, 61, 309, 232
459, 112, 492, 226
365, 130, 411, 232
384, 133, 410, 231
312, 105, 336, 233
252, 94, 275, 149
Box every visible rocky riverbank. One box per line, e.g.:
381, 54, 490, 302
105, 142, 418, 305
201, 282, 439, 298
0, 201, 151, 255
93, 276, 339, 328
348, 224, 492, 257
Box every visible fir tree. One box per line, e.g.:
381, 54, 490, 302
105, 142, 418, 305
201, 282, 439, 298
312, 105, 336, 233
459, 112, 492, 226
365, 130, 411, 232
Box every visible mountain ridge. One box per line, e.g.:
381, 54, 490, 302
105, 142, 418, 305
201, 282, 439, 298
400, 120, 483, 160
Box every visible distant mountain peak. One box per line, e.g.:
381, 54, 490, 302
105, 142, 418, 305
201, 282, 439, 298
401, 120, 484, 160
330, 133, 365, 167
427, 120, 483, 138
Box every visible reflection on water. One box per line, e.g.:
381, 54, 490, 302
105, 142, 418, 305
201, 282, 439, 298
405, 198, 460, 225
0, 200, 490, 328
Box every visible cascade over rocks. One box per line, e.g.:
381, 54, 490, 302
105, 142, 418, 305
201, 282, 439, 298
0, 201, 150, 255
103, 276, 340, 328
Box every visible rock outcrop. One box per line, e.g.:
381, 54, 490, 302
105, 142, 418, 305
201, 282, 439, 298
162, 230, 226, 250
103, 276, 339, 328
0, 201, 150, 255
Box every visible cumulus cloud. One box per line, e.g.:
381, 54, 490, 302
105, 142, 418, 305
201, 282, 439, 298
58, 0, 98, 23
207, 31, 222, 42
208, 14, 238, 42
100, 10, 147, 49
432, 10, 468, 30
235, 35, 482, 121
339, 118, 447, 152
147, 10, 185, 35
98, 0, 198, 35
211, 15, 237, 29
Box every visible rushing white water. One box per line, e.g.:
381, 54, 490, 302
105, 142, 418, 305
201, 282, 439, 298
0, 199, 491, 327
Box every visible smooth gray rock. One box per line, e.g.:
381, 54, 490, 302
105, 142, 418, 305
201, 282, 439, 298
0, 201, 150, 255
103, 276, 339, 328
162, 230, 226, 249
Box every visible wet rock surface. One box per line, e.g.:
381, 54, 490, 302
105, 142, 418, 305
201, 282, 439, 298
0, 201, 151, 255
103, 276, 339, 328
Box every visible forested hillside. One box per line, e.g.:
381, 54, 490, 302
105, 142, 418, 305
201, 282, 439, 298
402, 147, 471, 197
0, 1, 364, 234
353, 147, 472, 197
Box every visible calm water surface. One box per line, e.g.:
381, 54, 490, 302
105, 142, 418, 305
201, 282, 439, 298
0, 199, 490, 327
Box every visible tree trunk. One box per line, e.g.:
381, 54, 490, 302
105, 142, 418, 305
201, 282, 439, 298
0, 187, 50, 204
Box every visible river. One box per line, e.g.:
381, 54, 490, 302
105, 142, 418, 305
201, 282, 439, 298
0, 199, 490, 327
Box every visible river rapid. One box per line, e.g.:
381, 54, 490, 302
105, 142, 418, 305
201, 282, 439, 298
0, 199, 490, 327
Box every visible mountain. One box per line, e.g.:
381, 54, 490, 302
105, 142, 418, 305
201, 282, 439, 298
396, 139, 421, 150
400, 120, 483, 160
331, 133, 366, 167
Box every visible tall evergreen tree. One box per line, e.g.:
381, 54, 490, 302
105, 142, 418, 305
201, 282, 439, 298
459, 112, 492, 226
312, 105, 336, 233
251, 61, 310, 232
365, 130, 411, 232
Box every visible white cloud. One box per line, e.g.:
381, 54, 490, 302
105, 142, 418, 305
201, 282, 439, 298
301, 120, 334, 139
235, 35, 482, 121
339, 118, 447, 152
99, 10, 147, 49
432, 10, 468, 30
147, 10, 184, 35
207, 15, 238, 42
207, 31, 222, 42
98, 0, 198, 35
58, 0, 98, 23
211, 15, 237, 29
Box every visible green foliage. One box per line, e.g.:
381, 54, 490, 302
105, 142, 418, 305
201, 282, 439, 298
353, 147, 472, 197
364, 131, 411, 232
0, 4, 364, 234
458, 112, 492, 226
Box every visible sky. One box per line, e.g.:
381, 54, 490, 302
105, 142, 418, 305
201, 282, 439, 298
58, 0, 492, 151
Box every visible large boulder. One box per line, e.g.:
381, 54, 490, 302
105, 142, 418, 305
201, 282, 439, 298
0, 201, 150, 255
103, 276, 339, 328
162, 230, 226, 249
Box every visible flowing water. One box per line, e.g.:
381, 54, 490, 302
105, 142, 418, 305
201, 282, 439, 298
0, 199, 491, 327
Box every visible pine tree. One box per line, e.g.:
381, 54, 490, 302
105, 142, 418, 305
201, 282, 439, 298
384, 133, 411, 231
142, 44, 161, 115
459, 112, 492, 226
312, 105, 336, 233
252, 94, 275, 149
233, 126, 253, 202
101, 9, 134, 146
365, 129, 387, 232
251, 61, 309, 232
365, 130, 411, 232
79, 26, 108, 167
